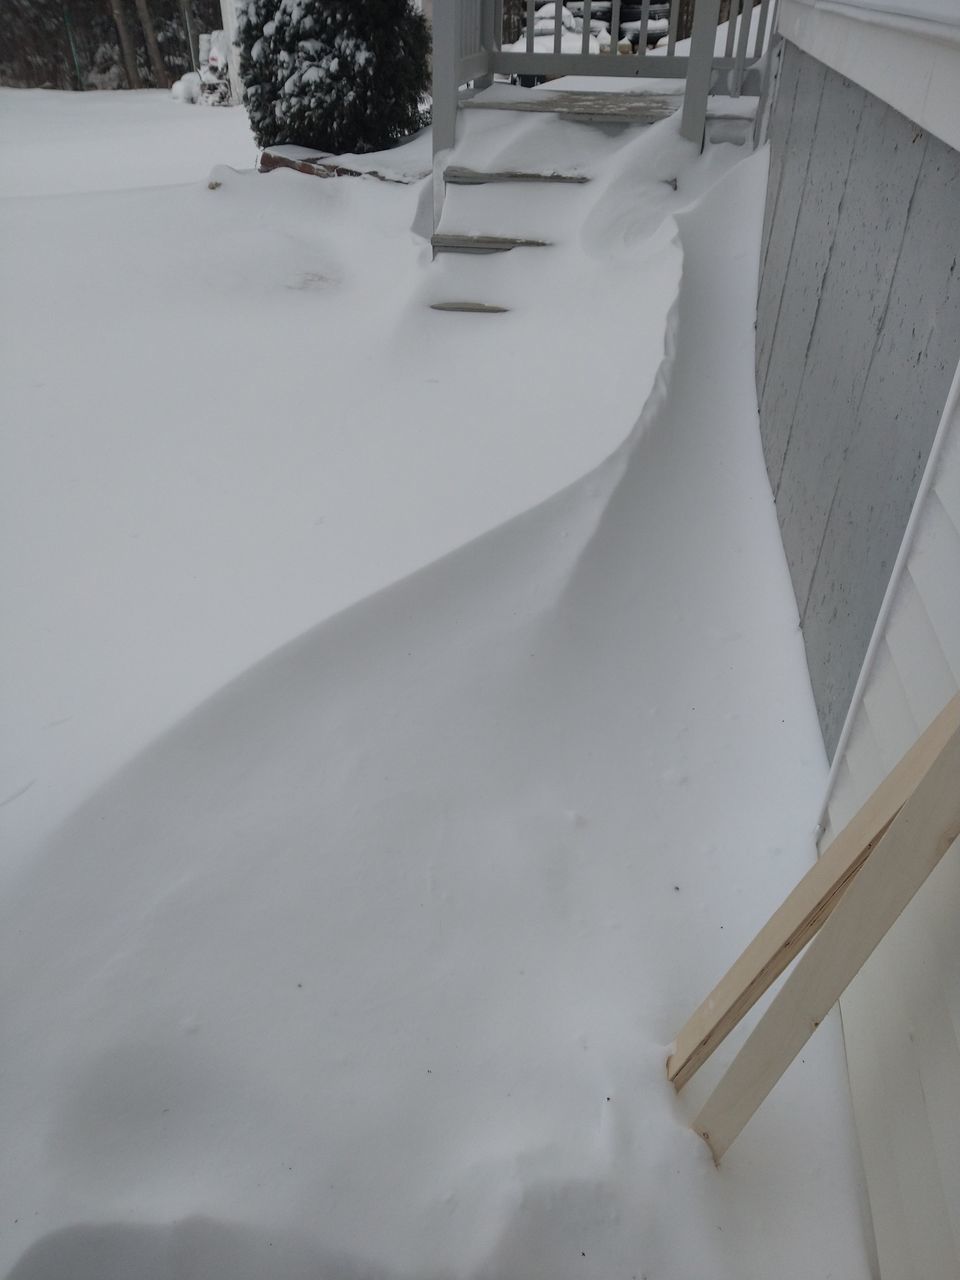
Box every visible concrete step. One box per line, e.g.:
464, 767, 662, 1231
431, 232, 552, 254
444, 165, 589, 186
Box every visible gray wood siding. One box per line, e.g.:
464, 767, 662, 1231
756, 40, 960, 754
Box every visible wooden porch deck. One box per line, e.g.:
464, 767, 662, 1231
461, 86, 684, 125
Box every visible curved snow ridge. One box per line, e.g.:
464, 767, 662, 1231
0, 148, 872, 1280
10, 218, 684, 886
0, 212, 688, 1280
84, 232, 690, 846
1, 106, 687, 874
11, 147, 690, 879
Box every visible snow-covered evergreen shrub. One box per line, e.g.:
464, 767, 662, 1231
86, 42, 125, 90
238, 0, 430, 153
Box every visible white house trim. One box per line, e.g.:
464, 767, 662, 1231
818, 355, 960, 1279
778, 0, 960, 151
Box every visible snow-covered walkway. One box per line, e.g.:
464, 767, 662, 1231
0, 91, 870, 1278
1, 92, 679, 869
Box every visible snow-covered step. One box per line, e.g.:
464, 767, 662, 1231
461, 88, 683, 125
429, 301, 510, 313
431, 232, 552, 254
444, 165, 589, 185
435, 179, 588, 247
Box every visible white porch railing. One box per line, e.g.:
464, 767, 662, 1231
432, 0, 771, 154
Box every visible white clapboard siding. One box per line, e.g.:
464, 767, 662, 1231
820, 360, 960, 1280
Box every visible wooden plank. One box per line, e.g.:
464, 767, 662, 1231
444, 165, 589, 184
431, 232, 552, 253
666, 692, 960, 1091
461, 89, 682, 120
693, 719, 960, 1162
429, 301, 509, 313
258, 151, 426, 184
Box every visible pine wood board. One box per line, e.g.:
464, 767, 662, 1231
667, 693, 960, 1091
693, 720, 960, 1162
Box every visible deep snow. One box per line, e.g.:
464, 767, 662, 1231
0, 89, 256, 196
0, 92, 682, 870
0, 89, 870, 1278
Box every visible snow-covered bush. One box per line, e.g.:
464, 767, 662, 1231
85, 42, 125, 90
237, 0, 430, 153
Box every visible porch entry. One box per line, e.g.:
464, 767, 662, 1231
432, 0, 772, 163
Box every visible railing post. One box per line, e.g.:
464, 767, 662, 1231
730, 0, 755, 96
432, 0, 459, 157
432, 0, 459, 232
680, 0, 722, 146
477, 0, 496, 90
492, 0, 504, 50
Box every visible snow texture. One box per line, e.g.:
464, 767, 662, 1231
171, 71, 203, 104
0, 89, 871, 1279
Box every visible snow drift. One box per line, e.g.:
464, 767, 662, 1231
0, 121, 869, 1278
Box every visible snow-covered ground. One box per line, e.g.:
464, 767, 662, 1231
0, 89, 257, 196
0, 91, 682, 868
0, 89, 870, 1278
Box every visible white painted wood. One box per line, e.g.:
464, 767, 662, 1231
681, 0, 724, 144
754, 0, 773, 54
725, 0, 740, 57
218, 0, 243, 103
817, 0, 960, 34
610, 0, 623, 53
778, 0, 960, 152
842, 712, 888, 800
908, 497, 960, 684
432, 0, 459, 155
884, 574, 957, 729
731, 0, 755, 93
667, 0, 680, 53
860, 642, 919, 774
821, 358, 960, 1280
639, 0, 651, 50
